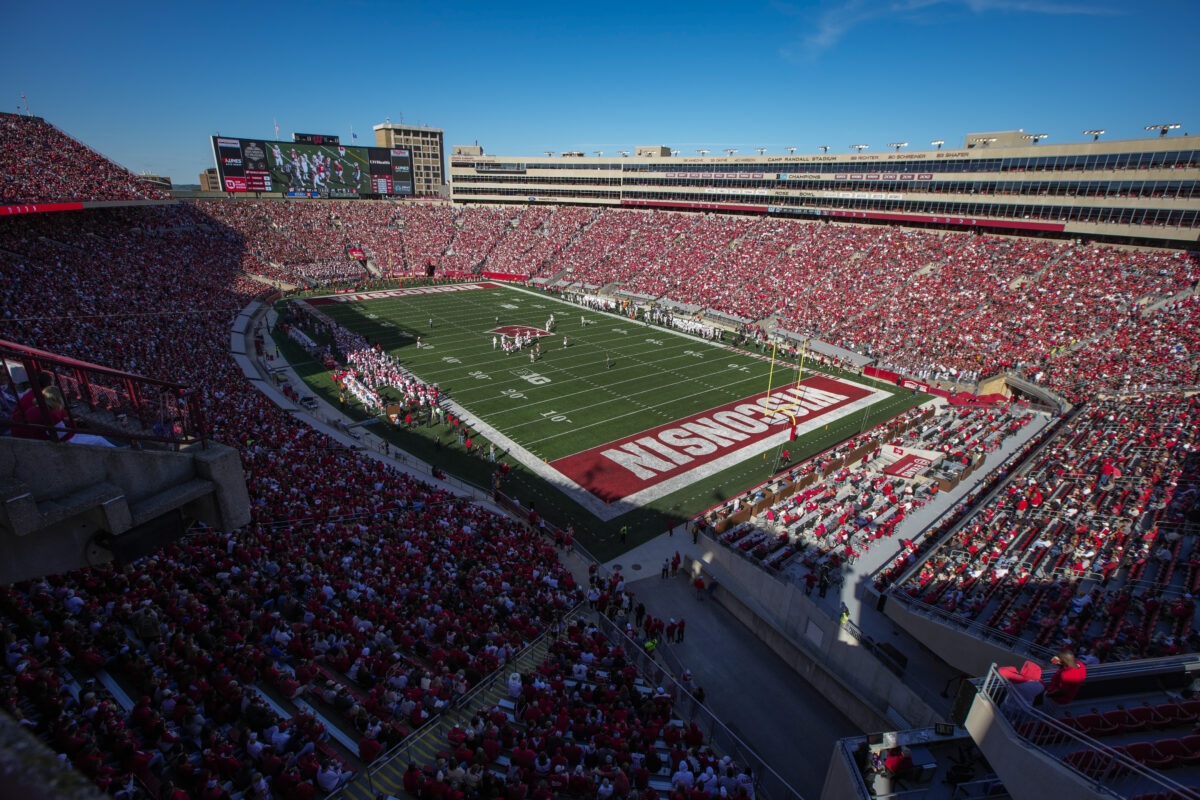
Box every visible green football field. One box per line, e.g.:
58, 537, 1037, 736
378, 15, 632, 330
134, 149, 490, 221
281, 282, 924, 559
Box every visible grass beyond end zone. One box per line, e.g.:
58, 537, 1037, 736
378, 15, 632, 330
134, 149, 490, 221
277, 284, 925, 560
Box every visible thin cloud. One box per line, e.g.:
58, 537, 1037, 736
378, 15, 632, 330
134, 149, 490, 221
777, 0, 1122, 61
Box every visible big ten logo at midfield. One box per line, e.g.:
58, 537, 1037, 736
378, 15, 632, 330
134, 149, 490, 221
489, 325, 552, 339
512, 368, 551, 385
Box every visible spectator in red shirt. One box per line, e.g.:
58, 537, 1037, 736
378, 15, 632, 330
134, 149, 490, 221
1045, 648, 1087, 704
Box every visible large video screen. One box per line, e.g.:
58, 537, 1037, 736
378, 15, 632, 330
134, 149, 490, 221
211, 137, 413, 197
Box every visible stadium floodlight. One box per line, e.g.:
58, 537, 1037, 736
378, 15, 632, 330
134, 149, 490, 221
930, 139, 945, 150
593, 150, 603, 157
724, 148, 739, 157
971, 136, 998, 147
543, 151, 555, 158
670, 149, 680, 157
617, 150, 630, 158
850, 144, 869, 153
755, 147, 767, 156
888, 142, 908, 152
818, 145, 830, 154
785, 147, 797, 155
1022, 133, 1048, 145
696, 149, 710, 156
1083, 129, 1105, 142
1145, 123, 1181, 137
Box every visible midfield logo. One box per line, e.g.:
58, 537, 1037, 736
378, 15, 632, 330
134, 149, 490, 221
489, 325, 550, 338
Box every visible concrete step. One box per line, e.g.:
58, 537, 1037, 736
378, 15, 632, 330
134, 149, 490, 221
128, 478, 213, 526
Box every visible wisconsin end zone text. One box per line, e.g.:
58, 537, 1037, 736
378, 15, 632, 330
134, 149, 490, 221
550, 374, 888, 506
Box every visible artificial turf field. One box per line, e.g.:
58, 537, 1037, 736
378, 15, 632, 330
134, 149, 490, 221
280, 282, 926, 560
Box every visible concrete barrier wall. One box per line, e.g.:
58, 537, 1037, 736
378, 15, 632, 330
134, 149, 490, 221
884, 596, 1037, 676
965, 694, 1109, 800
689, 546, 944, 731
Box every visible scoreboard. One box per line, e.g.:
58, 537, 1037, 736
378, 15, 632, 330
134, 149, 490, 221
367, 148, 413, 195
211, 136, 413, 197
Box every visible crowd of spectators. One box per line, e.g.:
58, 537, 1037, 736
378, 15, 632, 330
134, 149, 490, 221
407, 611, 757, 800
0, 113, 169, 204
483, 206, 597, 276
896, 395, 1200, 661
711, 404, 1032, 591
0, 201, 580, 798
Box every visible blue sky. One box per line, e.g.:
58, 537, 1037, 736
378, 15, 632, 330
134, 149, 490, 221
3, 0, 1197, 182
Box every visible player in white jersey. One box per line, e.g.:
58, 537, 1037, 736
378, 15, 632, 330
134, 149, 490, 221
272, 143, 284, 169
354, 162, 361, 183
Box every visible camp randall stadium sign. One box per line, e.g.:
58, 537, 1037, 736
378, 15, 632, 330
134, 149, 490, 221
527, 374, 890, 521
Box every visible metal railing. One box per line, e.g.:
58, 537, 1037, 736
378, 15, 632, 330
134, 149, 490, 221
1, 338, 208, 447
978, 665, 1200, 799
588, 611, 806, 800
343, 602, 587, 798
888, 595, 1060, 664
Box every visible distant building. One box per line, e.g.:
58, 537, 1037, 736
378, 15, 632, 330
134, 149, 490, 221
448, 131, 1200, 246
199, 168, 221, 192
138, 174, 172, 191
373, 121, 445, 197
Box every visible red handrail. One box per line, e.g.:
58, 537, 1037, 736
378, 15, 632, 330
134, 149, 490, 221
1, 338, 208, 447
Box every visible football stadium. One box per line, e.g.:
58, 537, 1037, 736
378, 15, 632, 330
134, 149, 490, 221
2, 7, 1200, 800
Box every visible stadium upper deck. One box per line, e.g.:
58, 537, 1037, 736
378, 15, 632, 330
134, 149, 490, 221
449, 133, 1200, 246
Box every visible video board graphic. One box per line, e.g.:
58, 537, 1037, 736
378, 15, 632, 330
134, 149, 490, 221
211, 137, 413, 197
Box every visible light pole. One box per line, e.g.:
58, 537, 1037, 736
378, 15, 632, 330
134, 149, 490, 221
543, 151, 554, 158
695, 149, 710, 157
1022, 133, 1048, 145
930, 139, 945, 151
887, 141, 908, 152
1145, 123, 1181, 137
670, 149, 680, 157
971, 137, 997, 148
617, 150, 630, 158
1083, 129, 1105, 142
850, 144, 868, 153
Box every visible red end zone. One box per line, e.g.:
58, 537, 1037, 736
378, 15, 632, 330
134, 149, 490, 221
550, 375, 879, 504
306, 282, 501, 305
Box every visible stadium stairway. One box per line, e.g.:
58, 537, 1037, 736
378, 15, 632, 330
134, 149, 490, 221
335, 614, 569, 800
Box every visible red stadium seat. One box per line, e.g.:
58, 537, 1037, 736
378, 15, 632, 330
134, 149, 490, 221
1149, 739, 1188, 769
1075, 712, 1120, 737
